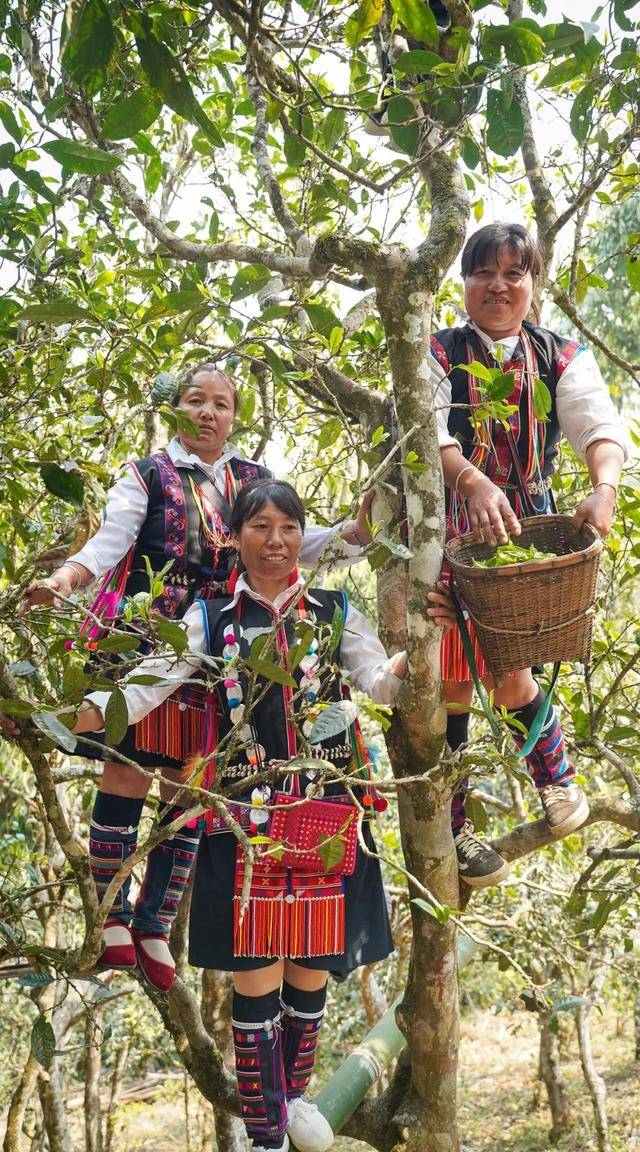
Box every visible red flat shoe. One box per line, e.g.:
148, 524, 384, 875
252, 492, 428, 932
132, 931, 176, 992
101, 922, 137, 970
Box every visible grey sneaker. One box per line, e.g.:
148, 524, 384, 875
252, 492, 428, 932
539, 782, 589, 838
454, 822, 511, 888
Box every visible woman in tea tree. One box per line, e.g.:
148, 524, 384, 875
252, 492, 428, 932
70, 479, 452, 1152
17, 365, 377, 991
430, 223, 628, 888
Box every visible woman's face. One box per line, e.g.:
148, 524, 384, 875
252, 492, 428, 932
234, 501, 303, 585
176, 370, 236, 457
463, 244, 535, 339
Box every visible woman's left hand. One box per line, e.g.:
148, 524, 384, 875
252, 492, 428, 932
342, 490, 375, 547
573, 487, 617, 538
427, 581, 457, 632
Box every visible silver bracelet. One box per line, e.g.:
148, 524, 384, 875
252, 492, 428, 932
58, 561, 84, 590
594, 482, 618, 498
454, 464, 475, 494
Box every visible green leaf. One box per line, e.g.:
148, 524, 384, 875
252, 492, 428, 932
104, 686, 129, 747
626, 256, 640, 292
411, 897, 453, 923
309, 700, 358, 743
459, 359, 494, 382
20, 301, 92, 323
345, 0, 384, 47
61, 0, 115, 96
386, 95, 420, 156
570, 82, 596, 144
487, 371, 516, 401
460, 135, 480, 169
328, 603, 345, 656
552, 995, 590, 1013
390, 0, 439, 47
95, 634, 141, 654
143, 290, 203, 321
394, 49, 442, 74
533, 376, 552, 421
32, 711, 77, 754
317, 830, 347, 872
9, 661, 37, 677
464, 794, 488, 834
133, 18, 224, 148
289, 625, 316, 671
102, 89, 162, 140
283, 131, 306, 168
303, 302, 341, 335
31, 1017, 56, 1070
323, 108, 346, 151
0, 699, 34, 719
373, 534, 413, 560
42, 139, 123, 175
155, 617, 189, 658
8, 163, 59, 205
0, 100, 22, 143
539, 56, 585, 88
486, 90, 524, 157
488, 25, 544, 65
17, 971, 55, 988
40, 463, 84, 508
317, 417, 343, 452
230, 265, 271, 301
244, 657, 297, 687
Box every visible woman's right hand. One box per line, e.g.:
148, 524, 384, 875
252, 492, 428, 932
458, 470, 521, 547
72, 702, 104, 735
19, 570, 76, 617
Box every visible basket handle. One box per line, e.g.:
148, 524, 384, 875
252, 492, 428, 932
450, 585, 559, 759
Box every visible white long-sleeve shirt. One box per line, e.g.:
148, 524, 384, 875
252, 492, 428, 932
432, 324, 629, 462
70, 438, 362, 579
87, 574, 403, 724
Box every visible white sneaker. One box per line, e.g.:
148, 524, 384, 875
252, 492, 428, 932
286, 1099, 334, 1152
252, 1137, 289, 1152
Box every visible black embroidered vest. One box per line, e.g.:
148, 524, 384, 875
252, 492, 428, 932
125, 451, 272, 612
202, 589, 349, 772
431, 322, 580, 480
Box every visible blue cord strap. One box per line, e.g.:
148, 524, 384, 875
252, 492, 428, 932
450, 587, 560, 759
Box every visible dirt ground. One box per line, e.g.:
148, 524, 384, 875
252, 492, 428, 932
105, 1004, 640, 1152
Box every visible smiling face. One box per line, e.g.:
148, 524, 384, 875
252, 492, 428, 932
175, 370, 236, 461
234, 500, 303, 588
463, 244, 535, 340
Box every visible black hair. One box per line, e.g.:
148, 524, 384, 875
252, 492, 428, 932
229, 479, 306, 533
172, 362, 239, 414
461, 223, 544, 282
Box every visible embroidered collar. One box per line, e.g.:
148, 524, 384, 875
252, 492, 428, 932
220, 571, 322, 614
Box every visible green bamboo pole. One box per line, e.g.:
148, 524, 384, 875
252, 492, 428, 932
315, 933, 479, 1135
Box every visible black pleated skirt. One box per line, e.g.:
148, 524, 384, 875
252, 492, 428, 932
188, 822, 394, 978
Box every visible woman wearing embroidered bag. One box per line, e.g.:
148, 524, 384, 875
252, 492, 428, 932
17, 366, 376, 992
72, 478, 453, 1152
430, 223, 628, 888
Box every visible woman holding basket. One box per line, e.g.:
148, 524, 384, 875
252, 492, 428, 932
431, 223, 628, 887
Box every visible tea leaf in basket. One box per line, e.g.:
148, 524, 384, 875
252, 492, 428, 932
471, 542, 556, 568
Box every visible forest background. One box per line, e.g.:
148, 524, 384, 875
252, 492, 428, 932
0, 1, 640, 1151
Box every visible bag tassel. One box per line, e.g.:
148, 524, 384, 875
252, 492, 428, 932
233, 851, 346, 959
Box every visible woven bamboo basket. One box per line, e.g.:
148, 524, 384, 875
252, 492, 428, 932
444, 515, 603, 679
